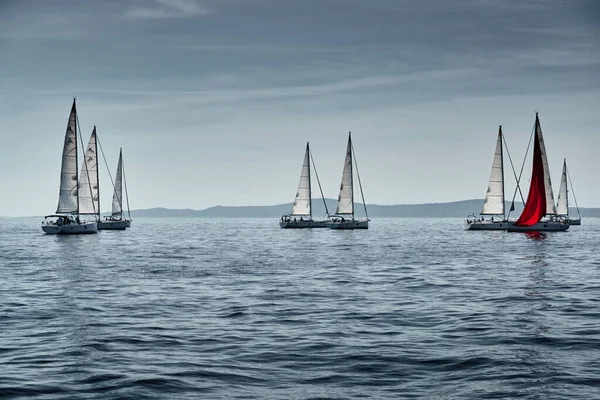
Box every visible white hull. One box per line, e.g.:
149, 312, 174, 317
97, 220, 129, 230
465, 220, 508, 231
506, 221, 569, 232
42, 222, 97, 234
280, 220, 327, 229
327, 219, 369, 230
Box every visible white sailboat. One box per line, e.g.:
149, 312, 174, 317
98, 148, 132, 230
466, 126, 510, 230
42, 99, 97, 234
280, 142, 329, 228
555, 158, 581, 225
326, 132, 369, 230
507, 113, 568, 232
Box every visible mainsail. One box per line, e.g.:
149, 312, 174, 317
481, 126, 504, 216
515, 128, 546, 226
290, 142, 311, 216
78, 127, 99, 215
535, 115, 557, 215
56, 100, 79, 214
112, 149, 123, 217
555, 159, 568, 216
335, 133, 353, 215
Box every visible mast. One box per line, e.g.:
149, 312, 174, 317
290, 143, 311, 217
515, 117, 547, 226
75, 100, 79, 215
112, 149, 124, 217
350, 132, 354, 220
56, 99, 79, 214
500, 126, 505, 220
334, 132, 354, 217
96, 127, 100, 219
351, 135, 368, 220
556, 158, 569, 217
308, 142, 312, 220
122, 150, 131, 220
535, 113, 557, 215
482, 126, 505, 217
564, 158, 569, 219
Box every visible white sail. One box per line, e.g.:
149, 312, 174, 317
555, 159, 568, 216
56, 100, 79, 214
290, 143, 311, 216
335, 134, 353, 215
112, 150, 123, 217
481, 127, 504, 215
78, 128, 99, 215
535, 115, 557, 215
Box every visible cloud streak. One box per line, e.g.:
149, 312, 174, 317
124, 0, 214, 20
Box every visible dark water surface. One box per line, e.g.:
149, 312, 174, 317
1, 218, 600, 399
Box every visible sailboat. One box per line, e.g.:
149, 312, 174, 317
555, 158, 581, 225
507, 113, 569, 232
466, 126, 510, 230
280, 142, 329, 228
98, 149, 132, 230
42, 99, 98, 234
326, 132, 369, 229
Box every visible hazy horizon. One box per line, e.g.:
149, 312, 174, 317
1, 0, 599, 217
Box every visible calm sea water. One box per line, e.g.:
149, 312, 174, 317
1, 218, 599, 399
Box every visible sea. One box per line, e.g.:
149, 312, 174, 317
1, 217, 599, 399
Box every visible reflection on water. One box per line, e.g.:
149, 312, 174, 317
524, 231, 548, 240
514, 236, 555, 395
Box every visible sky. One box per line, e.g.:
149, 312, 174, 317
0, 0, 598, 216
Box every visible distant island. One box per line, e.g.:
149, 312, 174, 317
126, 199, 600, 218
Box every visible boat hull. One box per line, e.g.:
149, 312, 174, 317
279, 220, 327, 229
568, 218, 581, 226
465, 221, 508, 230
506, 221, 569, 232
98, 220, 129, 230
326, 220, 369, 230
42, 222, 97, 234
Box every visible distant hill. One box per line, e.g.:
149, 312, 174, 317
129, 199, 541, 218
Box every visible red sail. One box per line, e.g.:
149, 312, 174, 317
515, 130, 547, 226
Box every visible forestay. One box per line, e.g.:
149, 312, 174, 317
56, 101, 79, 214
335, 136, 353, 215
78, 128, 99, 215
481, 127, 504, 215
290, 143, 311, 216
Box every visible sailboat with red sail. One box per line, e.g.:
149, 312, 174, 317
507, 113, 569, 232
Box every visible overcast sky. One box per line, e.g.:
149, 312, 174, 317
0, 0, 598, 216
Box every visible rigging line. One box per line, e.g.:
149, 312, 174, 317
96, 135, 122, 216
121, 152, 132, 220
309, 149, 330, 217
566, 165, 581, 216
351, 142, 368, 220
75, 113, 96, 216
502, 134, 525, 205
507, 121, 535, 219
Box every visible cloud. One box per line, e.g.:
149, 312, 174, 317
124, 0, 214, 20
